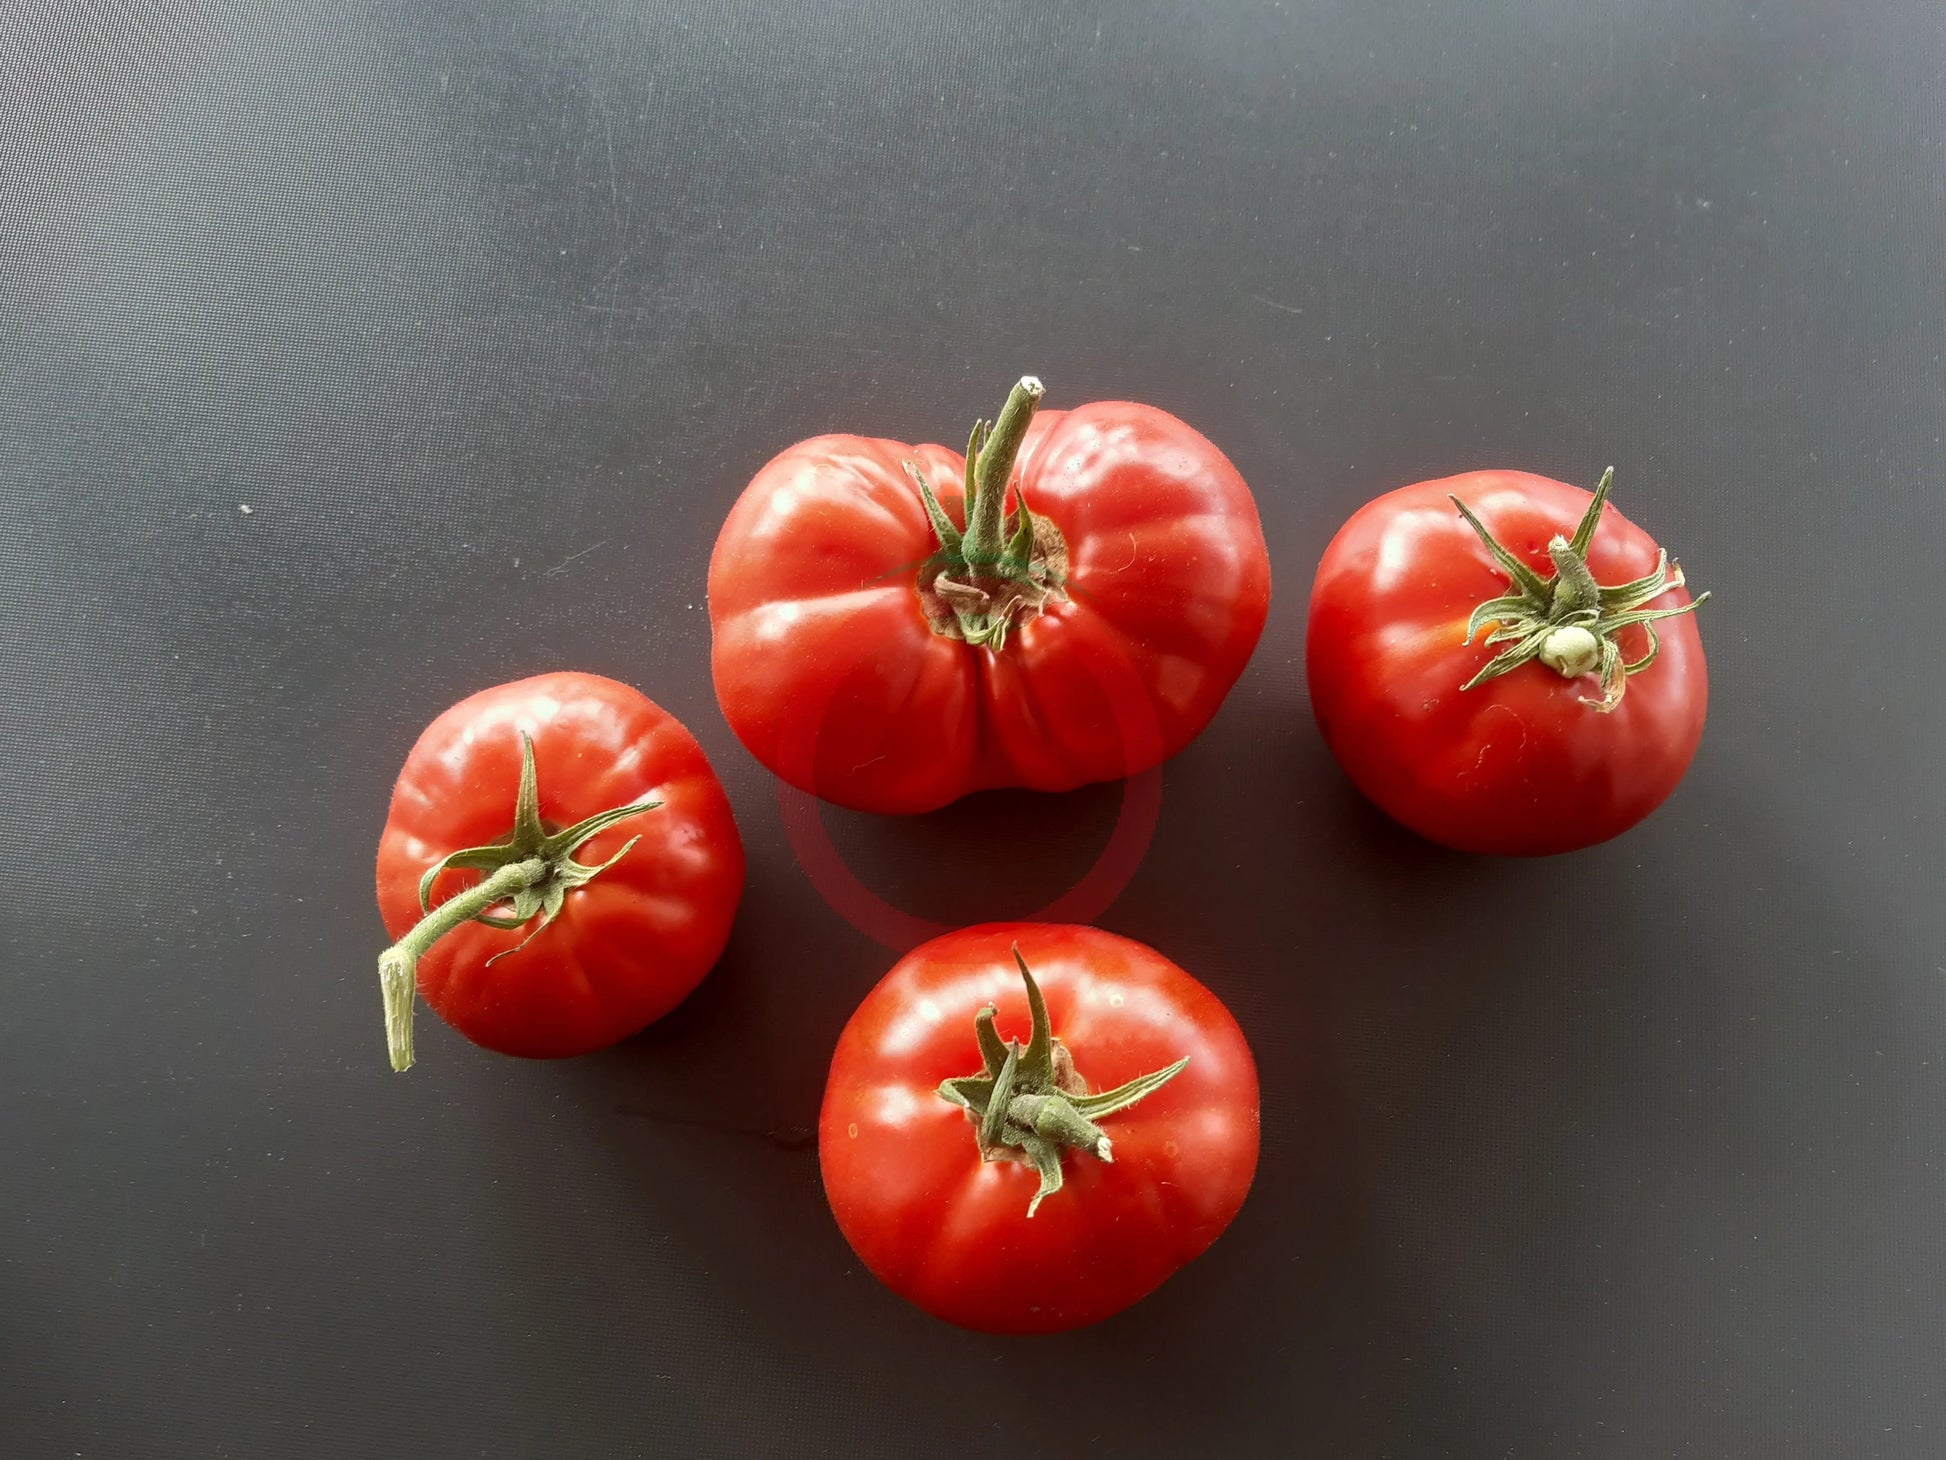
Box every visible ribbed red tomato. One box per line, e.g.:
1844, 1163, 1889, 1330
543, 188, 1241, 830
374, 672, 743, 1070
709, 377, 1271, 813
1307, 469, 1708, 855
819, 923, 1259, 1333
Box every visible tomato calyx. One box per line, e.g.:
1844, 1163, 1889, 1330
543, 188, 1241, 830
906, 376, 1069, 650
375, 732, 660, 1073
936, 946, 1188, 1217
1454, 467, 1711, 712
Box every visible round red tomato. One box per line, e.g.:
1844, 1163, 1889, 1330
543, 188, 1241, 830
709, 377, 1271, 813
1306, 469, 1709, 856
374, 672, 744, 1069
819, 923, 1259, 1333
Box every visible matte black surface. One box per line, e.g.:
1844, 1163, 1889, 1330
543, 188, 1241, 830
4, 2, 1943, 1456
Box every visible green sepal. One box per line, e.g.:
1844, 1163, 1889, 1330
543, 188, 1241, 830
470, 909, 531, 932
1069, 1058, 1191, 1121
1626, 625, 1662, 677
962, 418, 986, 518
414, 734, 658, 920
375, 731, 662, 1074
1460, 629, 1552, 692
934, 944, 1191, 1217
1451, 468, 1710, 712
1465, 593, 1539, 644
1598, 552, 1680, 612
1451, 493, 1549, 599
1015, 947, 1054, 1085
1023, 1136, 1065, 1218
906, 377, 1067, 651
974, 1003, 1007, 1076
906, 462, 963, 555
1595, 636, 1625, 702
482, 832, 643, 968
1600, 595, 1714, 637
1566, 466, 1615, 557
979, 1042, 1022, 1151
939, 1074, 995, 1118
1001, 491, 1036, 574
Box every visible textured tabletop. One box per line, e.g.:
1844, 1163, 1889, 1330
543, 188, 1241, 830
3, 3, 1942, 1456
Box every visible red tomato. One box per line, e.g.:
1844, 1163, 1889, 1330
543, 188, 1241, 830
1306, 469, 1709, 856
709, 377, 1271, 813
819, 923, 1259, 1333
374, 672, 744, 1069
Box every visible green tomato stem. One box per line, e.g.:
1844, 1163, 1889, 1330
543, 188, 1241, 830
935, 946, 1187, 1217
1455, 467, 1710, 712
907, 377, 1069, 652
375, 732, 660, 1074
379, 858, 547, 1072
961, 376, 1045, 568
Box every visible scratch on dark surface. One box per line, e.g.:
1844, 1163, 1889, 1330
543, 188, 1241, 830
613, 1103, 816, 1154
583, 250, 634, 296
1250, 293, 1305, 315
545, 541, 607, 575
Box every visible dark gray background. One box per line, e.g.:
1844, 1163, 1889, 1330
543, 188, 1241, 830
3, 1, 1942, 1456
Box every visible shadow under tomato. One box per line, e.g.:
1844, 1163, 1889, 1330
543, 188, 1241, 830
805, 777, 1131, 933
530, 723, 1546, 1455
396, 748, 1939, 1459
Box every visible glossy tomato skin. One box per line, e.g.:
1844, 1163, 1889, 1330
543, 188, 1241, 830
709, 401, 1271, 813
375, 672, 744, 1058
1306, 472, 1707, 856
819, 923, 1260, 1334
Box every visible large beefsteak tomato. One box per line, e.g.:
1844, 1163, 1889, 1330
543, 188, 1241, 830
709, 377, 1271, 813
